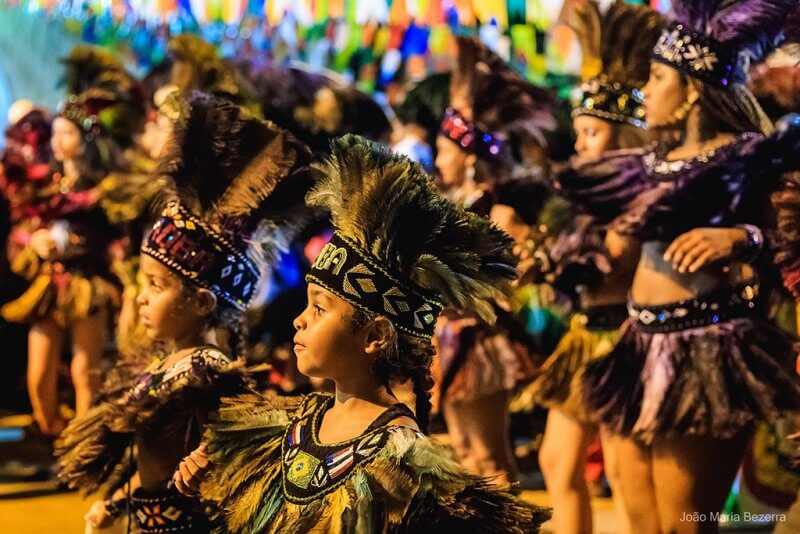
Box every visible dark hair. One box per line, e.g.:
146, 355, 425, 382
686, 75, 773, 135
177, 285, 249, 359
351, 307, 435, 433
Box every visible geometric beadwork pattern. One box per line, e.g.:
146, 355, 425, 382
307, 232, 444, 339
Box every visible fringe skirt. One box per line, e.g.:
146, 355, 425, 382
434, 315, 529, 404
0, 247, 115, 327
510, 304, 626, 423
583, 282, 800, 444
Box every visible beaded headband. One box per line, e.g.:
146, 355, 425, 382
652, 22, 740, 87
307, 232, 444, 340
439, 107, 505, 160
142, 202, 259, 311
572, 76, 647, 128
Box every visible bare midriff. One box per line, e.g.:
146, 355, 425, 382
631, 241, 752, 306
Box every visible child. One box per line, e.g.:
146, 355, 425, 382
174, 135, 549, 532
55, 92, 312, 533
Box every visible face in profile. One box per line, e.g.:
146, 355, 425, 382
573, 115, 616, 158
642, 62, 690, 129
292, 283, 368, 381
434, 135, 470, 188
50, 117, 84, 162
136, 254, 210, 344
490, 204, 529, 250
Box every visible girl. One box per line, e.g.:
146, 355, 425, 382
564, 1, 800, 531
1, 47, 142, 436
175, 135, 550, 532
524, 3, 664, 532
434, 36, 556, 486
55, 92, 313, 533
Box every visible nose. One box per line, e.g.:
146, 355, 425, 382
574, 135, 584, 155
293, 310, 306, 332
136, 289, 147, 307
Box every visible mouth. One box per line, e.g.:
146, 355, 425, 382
293, 338, 305, 352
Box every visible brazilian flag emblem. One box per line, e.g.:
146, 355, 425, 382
287, 451, 321, 489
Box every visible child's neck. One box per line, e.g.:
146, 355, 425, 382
333, 379, 396, 409
169, 334, 207, 354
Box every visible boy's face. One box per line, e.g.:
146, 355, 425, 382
293, 283, 370, 380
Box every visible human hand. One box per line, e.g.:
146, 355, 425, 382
29, 228, 56, 260
663, 227, 748, 274
173, 443, 209, 496
84, 499, 116, 530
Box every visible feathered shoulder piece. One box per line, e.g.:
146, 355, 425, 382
653, 0, 797, 86
305, 135, 518, 337
142, 92, 313, 311
449, 36, 556, 141
167, 34, 241, 99
56, 346, 252, 497
568, 1, 663, 126
201, 391, 549, 533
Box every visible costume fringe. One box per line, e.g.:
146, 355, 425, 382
203, 392, 550, 533
511, 314, 619, 421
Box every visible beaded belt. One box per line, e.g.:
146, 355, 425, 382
628, 281, 759, 333
130, 487, 210, 533
577, 303, 629, 331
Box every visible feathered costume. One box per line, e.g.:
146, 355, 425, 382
200, 136, 549, 533
513, 0, 664, 422
435, 36, 557, 403
56, 92, 312, 533
0, 46, 142, 327
559, 0, 800, 444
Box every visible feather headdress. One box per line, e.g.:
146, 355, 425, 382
58, 46, 145, 147
654, 0, 797, 86
142, 92, 313, 311
166, 34, 242, 99
568, 0, 664, 126
305, 135, 517, 338
452, 36, 555, 137
239, 61, 391, 152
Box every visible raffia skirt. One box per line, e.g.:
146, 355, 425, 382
583, 282, 800, 445
510, 304, 626, 423
0, 247, 115, 327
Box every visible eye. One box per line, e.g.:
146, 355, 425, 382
313, 304, 325, 317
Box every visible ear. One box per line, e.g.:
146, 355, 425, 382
363, 316, 395, 355
465, 152, 478, 169
193, 288, 218, 317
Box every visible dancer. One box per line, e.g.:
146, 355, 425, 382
175, 135, 550, 532
55, 92, 312, 533
434, 35, 555, 485
1, 47, 143, 435
520, 2, 664, 532
568, 1, 800, 532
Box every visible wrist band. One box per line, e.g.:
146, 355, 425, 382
736, 224, 764, 264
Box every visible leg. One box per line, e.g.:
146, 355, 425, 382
600, 428, 632, 534
70, 311, 106, 417
614, 434, 660, 534
651, 431, 750, 534
458, 390, 518, 486
538, 409, 596, 534
27, 319, 65, 436
441, 399, 477, 474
